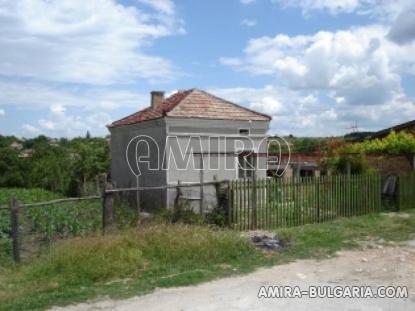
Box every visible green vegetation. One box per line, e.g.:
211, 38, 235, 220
0, 225, 264, 311
0, 188, 101, 266
275, 208, 415, 261
269, 135, 328, 153
0, 135, 110, 196
343, 131, 415, 154
0, 188, 63, 205
320, 131, 415, 174
0, 210, 414, 311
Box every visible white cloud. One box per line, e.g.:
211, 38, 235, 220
241, 19, 257, 27
22, 124, 40, 135
240, 0, 256, 4
210, 84, 415, 136
388, 8, 415, 44
0, 79, 153, 137
50, 103, 66, 114
0, 109, 5, 117
210, 85, 338, 136
276, 0, 362, 15
25, 110, 113, 137
0, 0, 183, 85
274, 0, 412, 19
221, 25, 415, 108
0, 80, 148, 111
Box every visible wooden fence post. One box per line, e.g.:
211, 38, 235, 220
174, 180, 182, 210
102, 184, 114, 234
251, 156, 257, 229
199, 155, 204, 215
227, 180, 232, 227
346, 160, 351, 177
10, 196, 20, 263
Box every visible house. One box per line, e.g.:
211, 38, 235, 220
108, 89, 271, 211
10, 141, 23, 150
18, 148, 34, 158
370, 119, 415, 139
267, 152, 324, 178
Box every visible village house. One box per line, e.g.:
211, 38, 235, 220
108, 89, 271, 211
370, 119, 415, 139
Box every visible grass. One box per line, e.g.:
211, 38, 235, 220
0, 209, 414, 311
0, 225, 265, 311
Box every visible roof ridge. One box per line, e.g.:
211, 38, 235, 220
197, 89, 272, 120
160, 88, 195, 114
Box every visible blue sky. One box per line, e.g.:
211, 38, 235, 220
0, 0, 414, 137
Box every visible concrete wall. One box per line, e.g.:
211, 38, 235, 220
110, 117, 270, 212
109, 119, 167, 211
165, 118, 270, 211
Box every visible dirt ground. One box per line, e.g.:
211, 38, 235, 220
51, 240, 415, 311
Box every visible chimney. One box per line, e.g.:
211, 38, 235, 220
151, 91, 164, 109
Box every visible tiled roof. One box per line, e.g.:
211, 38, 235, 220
109, 89, 271, 128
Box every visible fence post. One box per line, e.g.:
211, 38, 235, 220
251, 156, 257, 229
346, 160, 351, 177
199, 155, 204, 215
227, 180, 232, 227
102, 184, 114, 234
316, 178, 320, 223
10, 196, 20, 263
174, 180, 183, 209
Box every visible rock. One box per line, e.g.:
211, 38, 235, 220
361, 257, 368, 262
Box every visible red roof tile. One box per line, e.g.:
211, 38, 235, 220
109, 89, 271, 128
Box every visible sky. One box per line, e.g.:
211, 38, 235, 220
0, 0, 414, 138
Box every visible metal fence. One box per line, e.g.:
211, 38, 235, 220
228, 174, 382, 230
398, 172, 415, 211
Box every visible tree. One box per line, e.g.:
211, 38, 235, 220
0, 147, 27, 187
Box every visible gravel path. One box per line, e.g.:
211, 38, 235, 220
51, 240, 415, 311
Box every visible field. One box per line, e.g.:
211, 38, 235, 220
0, 188, 101, 265
0, 208, 414, 311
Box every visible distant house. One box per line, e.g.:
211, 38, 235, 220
10, 141, 23, 150
18, 149, 34, 158
268, 152, 324, 178
108, 89, 271, 211
370, 119, 415, 139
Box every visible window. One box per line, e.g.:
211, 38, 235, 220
239, 128, 250, 135
238, 152, 255, 179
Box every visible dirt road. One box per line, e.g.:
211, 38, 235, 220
51, 240, 415, 311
